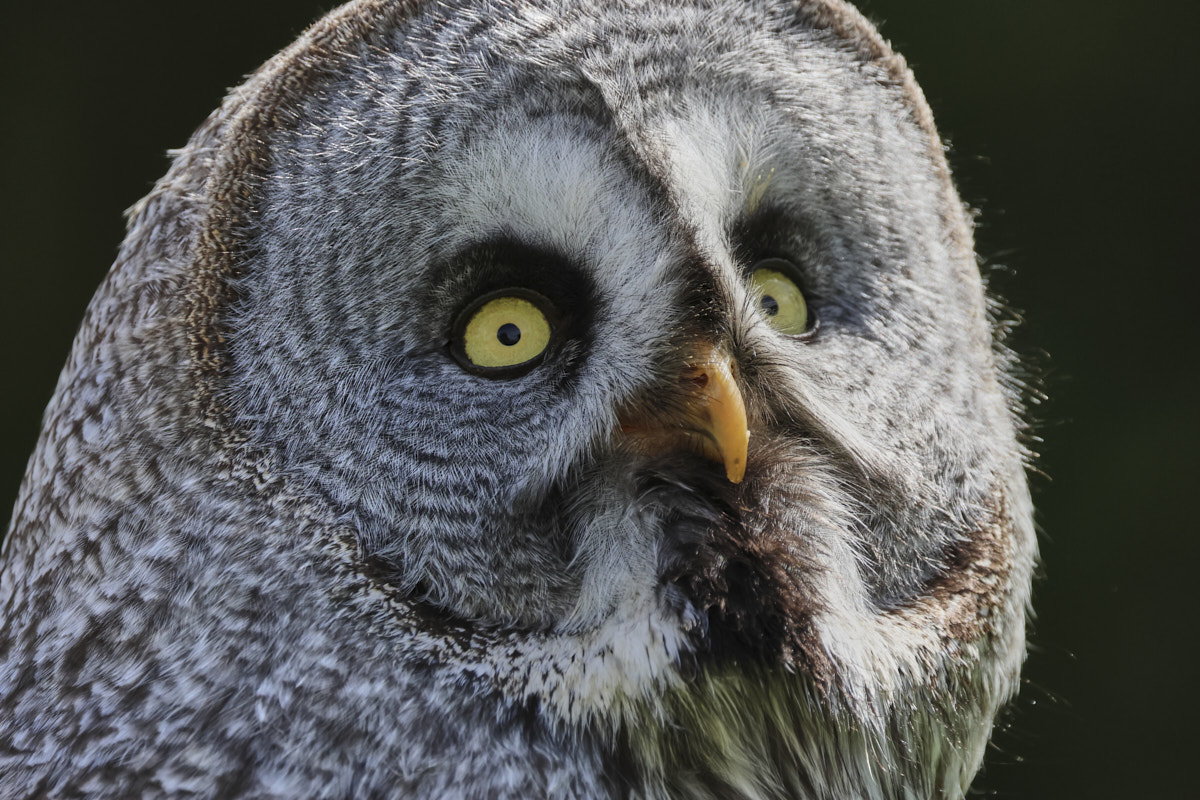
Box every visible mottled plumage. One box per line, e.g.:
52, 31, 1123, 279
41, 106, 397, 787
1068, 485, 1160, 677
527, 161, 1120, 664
1, 1, 1035, 797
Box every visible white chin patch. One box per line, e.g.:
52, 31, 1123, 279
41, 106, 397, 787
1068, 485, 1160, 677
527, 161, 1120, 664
486, 586, 692, 728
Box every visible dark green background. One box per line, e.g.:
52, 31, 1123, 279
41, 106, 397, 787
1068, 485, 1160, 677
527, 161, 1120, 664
2, 2, 1195, 796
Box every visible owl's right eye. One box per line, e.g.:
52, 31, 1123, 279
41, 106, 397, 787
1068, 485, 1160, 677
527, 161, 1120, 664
450, 289, 558, 376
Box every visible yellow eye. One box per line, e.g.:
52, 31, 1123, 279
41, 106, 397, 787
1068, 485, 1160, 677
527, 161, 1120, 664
456, 291, 554, 372
750, 260, 809, 336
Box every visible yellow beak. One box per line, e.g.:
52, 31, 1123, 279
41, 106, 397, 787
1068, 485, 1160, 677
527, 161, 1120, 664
620, 344, 750, 484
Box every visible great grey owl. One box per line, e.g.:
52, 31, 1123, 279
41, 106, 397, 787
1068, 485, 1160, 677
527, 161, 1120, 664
0, 0, 1036, 797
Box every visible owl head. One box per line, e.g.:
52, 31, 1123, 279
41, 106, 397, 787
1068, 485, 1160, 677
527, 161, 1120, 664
1, 1, 1035, 796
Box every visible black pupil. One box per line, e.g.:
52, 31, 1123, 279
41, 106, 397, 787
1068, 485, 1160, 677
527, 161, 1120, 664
761, 295, 779, 316
497, 323, 521, 346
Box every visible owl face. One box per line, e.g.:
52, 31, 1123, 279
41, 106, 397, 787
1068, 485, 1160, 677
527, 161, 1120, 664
0, 0, 1034, 796
226, 0, 1028, 712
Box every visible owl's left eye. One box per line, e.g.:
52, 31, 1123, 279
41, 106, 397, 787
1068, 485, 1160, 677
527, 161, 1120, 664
450, 289, 558, 376
749, 259, 813, 336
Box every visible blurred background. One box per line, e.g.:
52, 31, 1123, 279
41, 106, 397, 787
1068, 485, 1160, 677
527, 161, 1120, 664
1, 1, 1194, 796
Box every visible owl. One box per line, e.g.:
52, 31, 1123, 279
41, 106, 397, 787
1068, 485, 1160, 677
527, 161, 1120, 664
0, 0, 1035, 798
